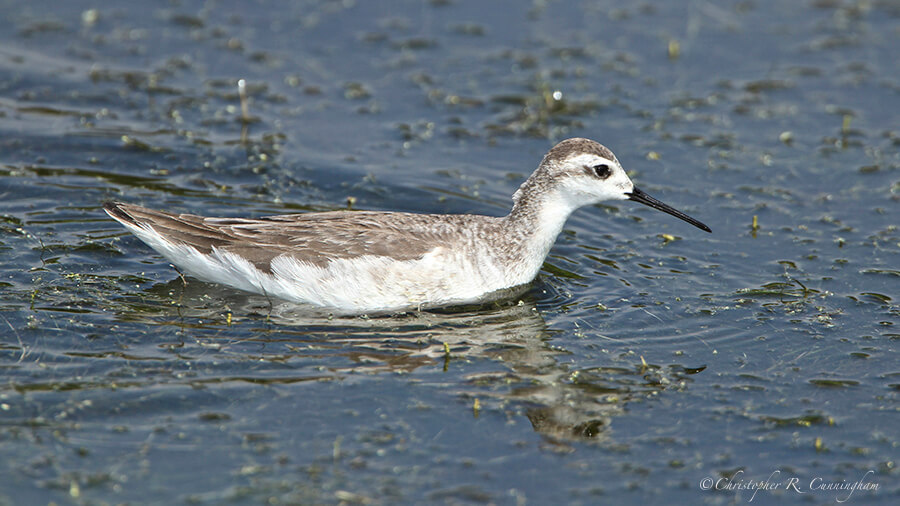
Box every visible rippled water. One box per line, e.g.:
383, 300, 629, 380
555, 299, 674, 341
1, 0, 897, 504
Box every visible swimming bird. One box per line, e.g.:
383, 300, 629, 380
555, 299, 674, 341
105, 138, 710, 313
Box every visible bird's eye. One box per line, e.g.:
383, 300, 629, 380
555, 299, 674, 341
592, 163, 612, 179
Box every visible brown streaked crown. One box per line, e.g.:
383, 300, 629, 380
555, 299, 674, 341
541, 138, 619, 167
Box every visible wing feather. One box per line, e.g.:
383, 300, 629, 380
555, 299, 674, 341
104, 202, 467, 272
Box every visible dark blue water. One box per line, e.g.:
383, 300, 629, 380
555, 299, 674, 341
1, 1, 897, 504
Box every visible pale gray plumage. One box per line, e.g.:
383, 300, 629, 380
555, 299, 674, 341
105, 138, 710, 312
104, 203, 497, 272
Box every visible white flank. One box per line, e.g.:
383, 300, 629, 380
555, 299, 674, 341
122, 220, 511, 313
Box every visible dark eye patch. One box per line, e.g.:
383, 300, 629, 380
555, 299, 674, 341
591, 163, 612, 179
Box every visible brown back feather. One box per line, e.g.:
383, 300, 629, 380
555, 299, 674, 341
104, 202, 475, 273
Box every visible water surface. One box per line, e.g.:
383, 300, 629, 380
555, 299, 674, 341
0, 0, 897, 504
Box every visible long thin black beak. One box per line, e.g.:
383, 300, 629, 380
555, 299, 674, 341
627, 187, 711, 233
